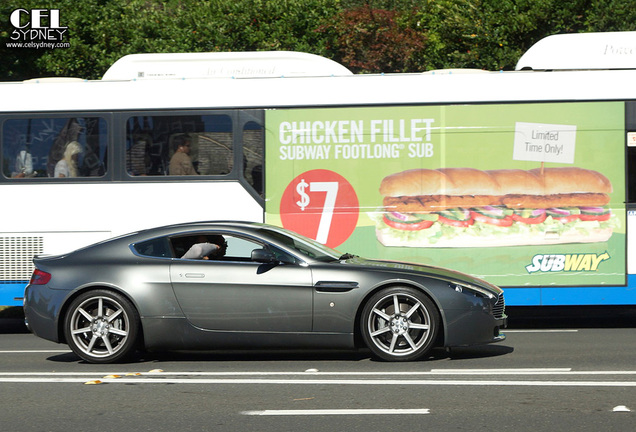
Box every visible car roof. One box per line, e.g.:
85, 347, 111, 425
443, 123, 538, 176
142, 220, 266, 236
67, 221, 264, 253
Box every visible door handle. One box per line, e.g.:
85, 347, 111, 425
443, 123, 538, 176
185, 273, 205, 279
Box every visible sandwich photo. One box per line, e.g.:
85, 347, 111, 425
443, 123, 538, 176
375, 167, 617, 247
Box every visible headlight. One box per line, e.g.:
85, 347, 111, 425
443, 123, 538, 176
448, 282, 496, 300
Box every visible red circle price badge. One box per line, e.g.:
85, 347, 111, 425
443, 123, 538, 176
280, 169, 359, 248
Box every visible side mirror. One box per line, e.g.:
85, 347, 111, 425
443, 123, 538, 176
251, 249, 277, 263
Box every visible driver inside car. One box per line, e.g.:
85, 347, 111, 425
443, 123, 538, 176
181, 235, 227, 259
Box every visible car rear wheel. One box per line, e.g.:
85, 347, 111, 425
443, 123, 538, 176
361, 287, 439, 361
64, 290, 140, 363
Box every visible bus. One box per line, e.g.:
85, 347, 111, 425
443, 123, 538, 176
2, 32, 636, 307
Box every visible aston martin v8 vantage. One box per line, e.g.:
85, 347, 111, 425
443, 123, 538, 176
24, 221, 507, 363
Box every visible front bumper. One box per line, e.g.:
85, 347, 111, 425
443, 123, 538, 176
443, 298, 507, 347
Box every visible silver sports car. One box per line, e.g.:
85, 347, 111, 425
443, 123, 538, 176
24, 221, 507, 363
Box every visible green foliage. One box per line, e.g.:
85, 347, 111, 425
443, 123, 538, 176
413, 0, 636, 71
0, 0, 340, 80
320, 4, 426, 73
1, 0, 636, 80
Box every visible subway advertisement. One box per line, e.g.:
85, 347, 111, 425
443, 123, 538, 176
264, 102, 626, 288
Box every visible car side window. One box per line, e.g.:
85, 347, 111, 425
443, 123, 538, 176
171, 232, 298, 263
225, 236, 298, 263
225, 236, 261, 260
133, 238, 173, 258
172, 233, 262, 262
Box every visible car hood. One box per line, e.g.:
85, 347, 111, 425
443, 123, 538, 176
342, 257, 503, 295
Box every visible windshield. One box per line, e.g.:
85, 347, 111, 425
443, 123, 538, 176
256, 226, 344, 262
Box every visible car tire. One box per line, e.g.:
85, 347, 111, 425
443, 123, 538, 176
64, 289, 140, 363
361, 286, 439, 361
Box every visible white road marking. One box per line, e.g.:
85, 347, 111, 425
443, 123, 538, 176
2, 368, 636, 388
9, 368, 636, 377
1, 376, 636, 387
613, 405, 631, 412
242, 408, 430, 416
429, 368, 573, 374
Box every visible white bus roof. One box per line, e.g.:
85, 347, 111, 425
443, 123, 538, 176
4, 68, 636, 113
516, 31, 636, 71
101, 51, 353, 80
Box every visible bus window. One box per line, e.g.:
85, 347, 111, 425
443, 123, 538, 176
125, 114, 234, 176
2, 117, 108, 179
243, 121, 264, 196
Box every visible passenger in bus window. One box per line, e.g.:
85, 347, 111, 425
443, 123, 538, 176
127, 137, 151, 176
11, 148, 34, 178
251, 164, 263, 195
54, 141, 82, 178
169, 135, 198, 176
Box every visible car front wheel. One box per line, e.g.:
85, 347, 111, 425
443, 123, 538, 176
361, 287, 439, 361
64, 290, 140, 363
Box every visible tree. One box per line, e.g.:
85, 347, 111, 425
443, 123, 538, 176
0, 0, 340, 80
320, 4, 426, 73
2, 0, 636, 80
412, 0, 636, 71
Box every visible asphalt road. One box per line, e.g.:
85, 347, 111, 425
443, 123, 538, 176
1, 307, 635, 432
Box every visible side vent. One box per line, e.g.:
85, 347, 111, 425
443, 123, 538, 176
0, 237, 44, 281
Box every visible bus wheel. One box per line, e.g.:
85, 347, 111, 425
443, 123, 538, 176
361, 287, 439, 361
64, 289, 140, 363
